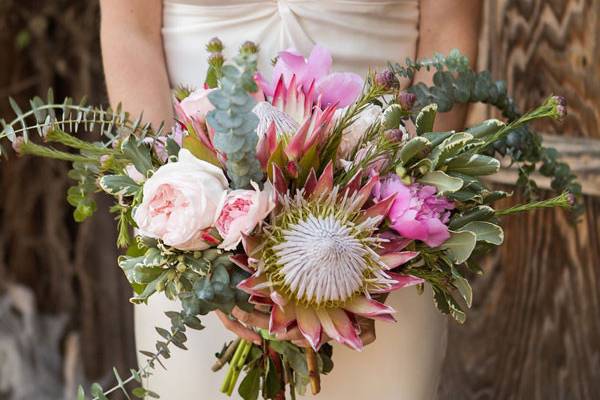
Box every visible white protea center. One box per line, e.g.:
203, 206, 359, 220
273, 215, 369, 304
263, 189, 394, 308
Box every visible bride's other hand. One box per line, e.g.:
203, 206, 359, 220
99, 0, 173, 128
215, 307, 270, 345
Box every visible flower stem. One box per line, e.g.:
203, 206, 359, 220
305, 347, 321, 395
495, 192, 573, 217
212, 338, 241, 372
221, 338, 252, 395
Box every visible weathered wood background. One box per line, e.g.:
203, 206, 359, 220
0, 0, 598, 399
439, 0, 600, 399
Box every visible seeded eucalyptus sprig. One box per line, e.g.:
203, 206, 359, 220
389, 50, 583, 218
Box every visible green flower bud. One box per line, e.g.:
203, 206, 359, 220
239, 41, 259, 55
206, 37, 224, 53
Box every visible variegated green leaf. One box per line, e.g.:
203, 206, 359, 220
98, 175, 140, 197
439, 230, 477, 264
459, 221, 504, 245
418, 170, 463, 193
415, 103, 437, 135
445, 154, 500, 176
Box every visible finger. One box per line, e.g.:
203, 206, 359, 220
215, 310, 262, 345
231, 307, 270, 329
275, 327, 305, 341
292, 339, 311, 348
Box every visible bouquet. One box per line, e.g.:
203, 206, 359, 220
0, 38, 577, 400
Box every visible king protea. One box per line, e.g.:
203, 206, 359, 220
233, 165, 423, 351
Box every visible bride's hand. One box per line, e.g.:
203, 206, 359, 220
215, 307, 270, 345
216, 307, 376, 348
275, 317, 376, 348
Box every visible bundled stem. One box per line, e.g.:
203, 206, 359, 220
305, 347, 321, 395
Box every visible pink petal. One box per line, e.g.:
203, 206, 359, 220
284, 115, 311, 160
256, 122, 276, 169
311, 161, 333, 199
379, 251, 420, 270
241, 232, 263, 257
270, 291, 288, 308
342, 171, 363, 196
249, 294, 274, 306
316, 72, 363, 108
422, 218, 451, 247
343, 297, 396, 322
387, 272, 424, 289
271, 164, 288, 195
303, 44, 333, 91
351, 173, 380, 211
296, 305, 322, 350
229, 254, 252, 273
256, 72, 274, 97
316, 309, 342, 343
303, 169, 318, 196
237, 273, 270, 296
269, 303, 296, 334
327, 309, 363, 351
358, 193, 396, 223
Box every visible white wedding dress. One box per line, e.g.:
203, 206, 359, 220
134, 1, 448, 399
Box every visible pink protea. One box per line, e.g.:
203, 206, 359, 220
373, 174, 455, 247
256, 45, 363, 109
235, 170, 422, 351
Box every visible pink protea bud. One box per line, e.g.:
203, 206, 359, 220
206, 37, 223, 53
374, 69, 398, 90
397, 91, 417, 111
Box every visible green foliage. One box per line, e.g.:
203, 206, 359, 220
390, 50, 583, 218
207, 48, 263, 189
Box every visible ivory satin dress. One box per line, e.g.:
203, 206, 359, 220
134, 1, 448, 398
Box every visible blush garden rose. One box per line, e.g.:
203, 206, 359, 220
133, 149, 228, 251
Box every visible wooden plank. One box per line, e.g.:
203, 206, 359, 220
488, 133, 600, 196
439, 0, 600, 399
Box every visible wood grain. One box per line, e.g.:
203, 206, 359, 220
439, 1, 600, 399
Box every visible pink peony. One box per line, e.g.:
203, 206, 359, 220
215, 182, 275, 250
373, 174, 454, 247
133, 149, 228, 251
179, 88, 215, 121
256, 44, 363, 108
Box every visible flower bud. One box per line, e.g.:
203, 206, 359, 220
240, 41, 259, 55
206, 37, 224, 53
374, 69, 398, 90
552, 95, 567, 120
397, 91, 417, 111
208, 52, 224, 68
384, 128, 406, 143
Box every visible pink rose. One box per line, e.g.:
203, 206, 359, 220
133, 149, 228, 251
179, 88, 215, 121
373, 174, 454, 247
215, 182, 275, 250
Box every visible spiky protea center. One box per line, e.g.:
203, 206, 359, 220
272, 215, 368, 304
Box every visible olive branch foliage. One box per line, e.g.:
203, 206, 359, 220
0, 49, 579, 399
